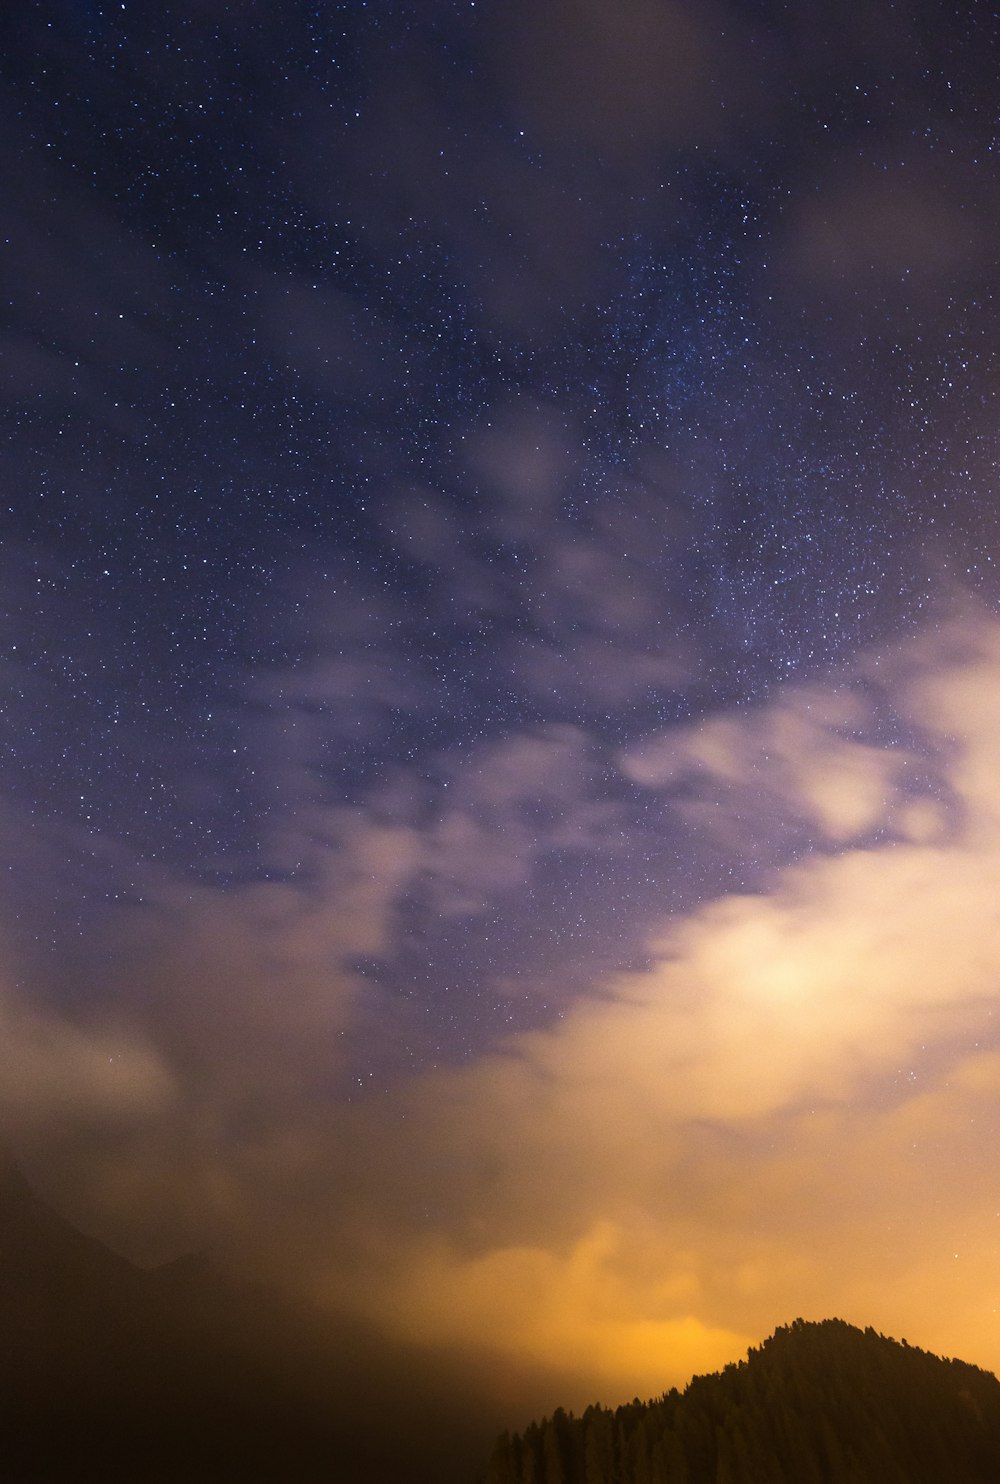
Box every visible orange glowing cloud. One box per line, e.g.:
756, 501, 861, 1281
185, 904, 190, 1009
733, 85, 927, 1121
291, 614, 1000, 1401
9, 614, 1000, 1412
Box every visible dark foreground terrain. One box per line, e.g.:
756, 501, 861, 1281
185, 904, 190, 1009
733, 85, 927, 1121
0, 1152, 498, 1482
5, 1154, 1000, 1483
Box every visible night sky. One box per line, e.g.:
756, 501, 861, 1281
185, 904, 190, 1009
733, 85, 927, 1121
4, 0, 1000, 1440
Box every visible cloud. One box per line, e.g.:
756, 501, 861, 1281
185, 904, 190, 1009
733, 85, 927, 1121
10, 611, 1000, 1409
776, 143, 994, 343
0, 796, 420, 1260
376, 403, 697, 715
0, 982, 175, 1131
423, 726, 622, 914
283, 612, 1000, 1400
362, 1223, 750, 1401
620, 680, 935, 846
494, 0, 736, 165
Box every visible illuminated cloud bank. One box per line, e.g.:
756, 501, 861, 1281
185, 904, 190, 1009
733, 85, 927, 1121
5, 611, 1000, 1409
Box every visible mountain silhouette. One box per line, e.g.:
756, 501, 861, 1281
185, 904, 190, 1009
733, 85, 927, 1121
0, 1155, 499, 1482
0, 1151, 303, 1480
485, 1317, 1000, 1483
10, 1158, 994, 1484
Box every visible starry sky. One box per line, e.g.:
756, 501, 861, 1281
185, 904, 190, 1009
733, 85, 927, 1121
4, 0, 1000, 1450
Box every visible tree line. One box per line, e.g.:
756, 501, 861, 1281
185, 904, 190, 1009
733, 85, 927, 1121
483, 1318, 1000, 1484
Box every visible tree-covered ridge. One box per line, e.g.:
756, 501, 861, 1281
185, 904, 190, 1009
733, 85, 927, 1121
484, 1318, 1000, 1484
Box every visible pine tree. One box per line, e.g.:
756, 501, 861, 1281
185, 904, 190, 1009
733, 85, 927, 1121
584, 1409, 615, 1484
544, 1413, 569, 1484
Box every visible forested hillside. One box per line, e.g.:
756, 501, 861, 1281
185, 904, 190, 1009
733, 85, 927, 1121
484, 1319, 1000, 1484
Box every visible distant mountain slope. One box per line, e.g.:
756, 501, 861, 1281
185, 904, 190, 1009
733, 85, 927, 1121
485, 1318, 1000, 1484
0, 1148, 159, 1410
0, 1151, 327, 1481
0, 1155, 494, 1483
